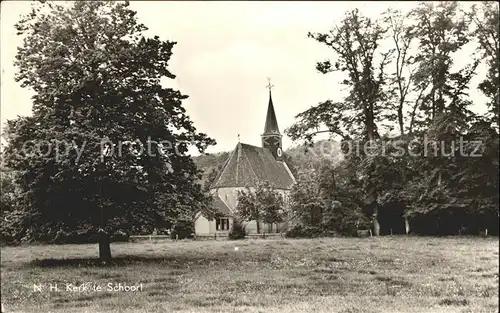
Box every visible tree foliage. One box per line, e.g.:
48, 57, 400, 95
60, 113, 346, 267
468, 2, 500, 127
289, 169, 323, 227
235, 181, 285, 233
287, 162, 370, 237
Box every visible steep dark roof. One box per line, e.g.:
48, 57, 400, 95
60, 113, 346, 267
211, 143, 295, 190
263, 91, 280, 135
212, 195, 232, 215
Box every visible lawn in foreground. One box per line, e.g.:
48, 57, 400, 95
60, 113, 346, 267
1, 236, 498, 313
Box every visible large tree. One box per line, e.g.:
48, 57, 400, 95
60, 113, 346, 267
288, 9, 392, 235
288, 9, 390, 143
4, 1, 214, 262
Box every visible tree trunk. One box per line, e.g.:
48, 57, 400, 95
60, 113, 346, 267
98, 206, 111, 264
256, 219, 260, 234
398, 105, 404, 137
404, 216, 410, 235
98, 228, 112, 264
373, 206, 380, 236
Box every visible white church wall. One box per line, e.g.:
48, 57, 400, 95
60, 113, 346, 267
194, 214, 215, 235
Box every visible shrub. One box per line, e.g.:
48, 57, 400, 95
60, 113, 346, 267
111, 230, 129, 242
228, 219, 246, 240
0, 209, 30, 245
52, 230, 100, 244
337, 218, 371, 237
170, 220, 194, 239
285, 225, 325, 238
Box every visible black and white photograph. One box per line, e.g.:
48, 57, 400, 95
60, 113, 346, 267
0, 1, 498, 312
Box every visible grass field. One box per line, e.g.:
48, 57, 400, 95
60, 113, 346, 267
1, 236, 498, 313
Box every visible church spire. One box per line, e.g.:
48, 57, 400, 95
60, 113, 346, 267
263, 78, 280, 135
262, 78, 283, 161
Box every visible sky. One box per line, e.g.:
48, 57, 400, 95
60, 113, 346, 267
0, 1, 489, 155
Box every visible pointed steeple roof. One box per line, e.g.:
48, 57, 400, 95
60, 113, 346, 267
263, 90, 280, 135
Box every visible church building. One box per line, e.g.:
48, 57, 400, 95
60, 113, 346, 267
194, 84, 296, 235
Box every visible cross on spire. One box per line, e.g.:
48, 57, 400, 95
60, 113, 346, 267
266, 77, 274, 92
263, 78, 280, 136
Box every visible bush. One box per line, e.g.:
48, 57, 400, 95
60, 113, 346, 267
285, 225, 325, 238
111, 230, 129, 242
170, 220, 194, 239
52, 230, 101, 244
0, 209, 30, 245
337, 218, 370, 237
228, 219, 246, 240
